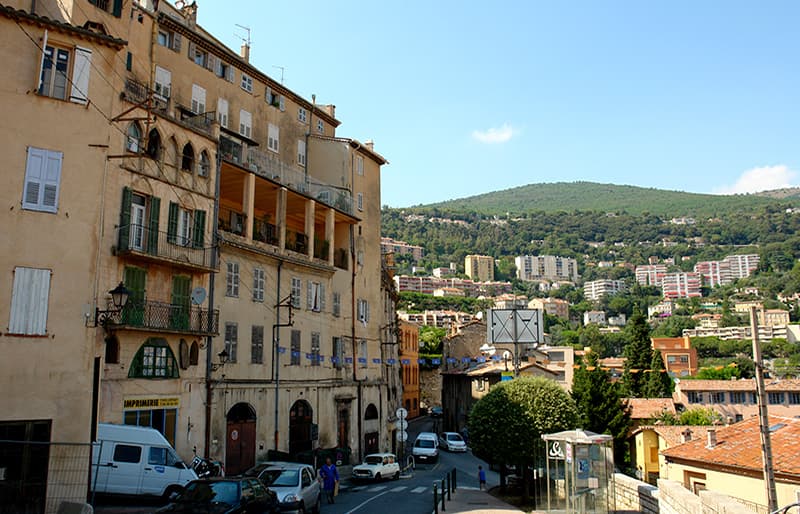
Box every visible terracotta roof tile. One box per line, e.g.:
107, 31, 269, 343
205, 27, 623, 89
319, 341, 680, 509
677, 379, 800, 392
626, 398, 676, 420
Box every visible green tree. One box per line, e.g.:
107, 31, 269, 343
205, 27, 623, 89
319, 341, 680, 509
642, 351, 674, 398
418, 326, 446, 354
693, 364, 741, 380
622, 309, 652, 397
650, 316, 696, 337
469, 377, 578, 501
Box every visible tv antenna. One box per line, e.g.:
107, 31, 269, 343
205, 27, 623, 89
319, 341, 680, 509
272, 66, 286, 85
234, 24, 251, 49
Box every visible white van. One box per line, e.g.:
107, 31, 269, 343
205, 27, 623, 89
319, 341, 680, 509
412, 432, 439, 463
91, 423, 197, 498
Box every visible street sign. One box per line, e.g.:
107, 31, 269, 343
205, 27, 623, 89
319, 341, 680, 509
396, 430, 408, 442
501, 371, 513, 382
396, 407, 408, 419
397, 418, 408, 431
487, 309, 543, 345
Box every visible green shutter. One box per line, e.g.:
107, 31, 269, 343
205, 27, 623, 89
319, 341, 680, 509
170, 275, 191, 330
122, 266, 146, 326
167, 201, 178, 244
147, 196, 160, 255
192, 209, 206, 248
118, 187, 132, 251
112, 0, 122, 17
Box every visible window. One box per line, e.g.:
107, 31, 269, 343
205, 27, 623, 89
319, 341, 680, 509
359, 339, 368, 368
332, 292, 341, 317
166, 202, 205, 249
190, 84, 206, 114
38, 45, 72, 101
224, 322, 238, 363
226, 262, 240, 297
307, 281, 325, 312
8, 267, 51, 335
193, 47, 207, 67
253, 268, 265, 302
181, 143, 194, 173
268, 124, 279, 153
128, 338, 178, 378
710, 392, 725, 403
298, 107, 307, 123
241, 73, 253, 93
751, 392, 758, 404
356, 156, 364, 176
311, 332, 320, 366
154, 66, 171, 98
113, 445, 141, 464
239, 110, 252, 139
126, 123, 142, 153
217, 98, 229, 128
317, 119, 324, 134
266, 87, 276, 106
216, 60, 233, 81
357, 299, 370, 323
89, 0, 122, 16
687, 391, 703, 404
357, 193, 364, 211
332, 337, 343, 369
251, 325, 264, 364
157, 29, 170, 47
149, 447, 179, 467
768, 392, 785, 405
123, 408, 177, 446
290, 329, 301, 366
297, 140, 306, 166
198, 151, 210, 178
790, 392, 800, 405
146, 129, 161, 160
291, 278, 301, 308
730, 391, 746, 404
22, 147, 62, 213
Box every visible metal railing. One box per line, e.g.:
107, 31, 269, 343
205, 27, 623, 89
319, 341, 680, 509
108, 299, 219, 335
218, 206, 247, 236
313, 238, 330, 260
433, 468, 457, 514
123, 78, 169, 112
285, 229, 308, 254
334, 248, 349, 270
182, 111, 216, 134
253, 219, 278, 246
116, 224, 215, 270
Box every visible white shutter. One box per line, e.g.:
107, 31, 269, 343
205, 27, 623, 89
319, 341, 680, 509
226, 64, 234, 82
155, 66, 171, 98
297, 140, 306, 166
320, 283, 326, 311
307, 281, 313, 310
206, 53, 216, 72
23, 147, 62, 213
279, 95, 285, 111
239, 110, 252, 138
171, 32, 182, 52
36, 29, 48, 91
187, 41, 196, 61
9, 267, 51, 335
69, 46, 92, 105
191, 84, 206, 113
217, 98, 228, 128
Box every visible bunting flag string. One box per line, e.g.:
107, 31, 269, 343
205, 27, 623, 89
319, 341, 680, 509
401, 359, 411, 365
345, 357, 353, 364
277, 347, 287, 354
387, 358, 396, 365
372, 358, 382, 365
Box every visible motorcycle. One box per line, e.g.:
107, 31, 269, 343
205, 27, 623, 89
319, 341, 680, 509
191, 447, 225, 478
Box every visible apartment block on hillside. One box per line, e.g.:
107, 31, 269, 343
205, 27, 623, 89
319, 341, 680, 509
583, 279, 626, 301
464, 254, 494, 282
515, 254, 579, 282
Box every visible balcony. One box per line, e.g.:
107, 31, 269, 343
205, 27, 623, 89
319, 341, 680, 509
116, 224, 216, 272
286, 230, 308, 254
123, 78, 168, 112
182, 111, 216, 135
109, 300, 218, 336
219, 206, 246, 236
313, 238, 330, 261
334, 248, 349, 270
253, 218, 278, 246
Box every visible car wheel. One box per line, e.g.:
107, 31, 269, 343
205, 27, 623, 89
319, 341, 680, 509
393, 471, 400, 480
297, 503, 305, 514
162, 484, 182, 500
375, 472, 381, 481
313, 494, 321, 514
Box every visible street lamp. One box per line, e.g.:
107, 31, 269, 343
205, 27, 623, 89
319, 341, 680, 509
93, 282, 131, 327
211, 349, 229, 371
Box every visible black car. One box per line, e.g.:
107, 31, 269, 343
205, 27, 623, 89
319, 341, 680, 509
156, 477, 279, 514
430, 406, 443, 418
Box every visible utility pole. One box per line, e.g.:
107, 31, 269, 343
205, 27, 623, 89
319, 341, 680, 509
750, 306, 777, 512
273, 292, 294, 452
511, 308, 520, 377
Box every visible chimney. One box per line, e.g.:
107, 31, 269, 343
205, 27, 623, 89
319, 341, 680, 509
364, 140, 374, 150
240, 43, 250, 62
681, 428, 692, 443
706, 428, 716, 448
180, 1, 197, 28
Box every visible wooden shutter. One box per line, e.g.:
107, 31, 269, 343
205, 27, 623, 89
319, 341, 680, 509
36, 30, 48, 91
320, 283, 326, 311
9, 267, 50, 335
187, 41, 196, 62
225, 64, 234, 82
171, 275, 191, 330
171, 32, 182, 53
167, 201, 179, 244
206, 53, 216, 72
112, 0, 122, 17
118, 187, 132, 251
192, 209, 206, 248
123, 266, 146, 326
23, 147, 62, 213
147, 196, 160, 255
279, 95, 285, 111
307, 281, 313, 309
69, 46, 92, 105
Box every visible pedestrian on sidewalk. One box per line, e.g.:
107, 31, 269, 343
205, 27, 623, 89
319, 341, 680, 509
320, 457, 339, 504
478, 465, 486, 490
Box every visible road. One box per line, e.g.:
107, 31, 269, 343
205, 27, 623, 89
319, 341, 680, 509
94, 415, 497, 514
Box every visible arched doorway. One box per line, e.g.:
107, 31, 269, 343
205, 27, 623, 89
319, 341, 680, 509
226, 403, 256, 475
364, 403, 379, 455
289, 400, 313, 458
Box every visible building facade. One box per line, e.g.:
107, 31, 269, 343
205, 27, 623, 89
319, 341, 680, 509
673, 379, 800, 422
464, 254, 494, 282
528, 297, 569, 319
583, 279, 626, 301
515, 255, 579, 283
651, 337, 698, 377
661, 272, 702, 299
399, 320, 420, 419
380, 237, 423, 261
635, 264, 667, 286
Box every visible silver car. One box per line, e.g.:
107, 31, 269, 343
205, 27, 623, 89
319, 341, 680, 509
244, 461, 321, 514
438, 432, 467, 452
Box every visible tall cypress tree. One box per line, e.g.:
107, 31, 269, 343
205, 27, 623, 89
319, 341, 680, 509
622, 308, 653, 397
643, 349, 674, 398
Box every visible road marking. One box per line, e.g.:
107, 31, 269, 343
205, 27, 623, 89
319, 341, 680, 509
389, 486, 407, 492
411, 486, 427, 494
369, 485, 387, 492
351, 486, 367, 492
343, 490, 391, 514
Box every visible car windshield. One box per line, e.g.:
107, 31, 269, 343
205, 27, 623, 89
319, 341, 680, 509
180, 481, 239, 505
260, 469, 299, 487
447, 434, 463, 442
364, 456, 383, 465
416, 440, 435, 448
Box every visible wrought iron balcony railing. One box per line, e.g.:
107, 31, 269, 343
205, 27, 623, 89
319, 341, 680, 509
253, 219, 278, 246
286, 230, 308, 254
218, 206, 246, 236
116, 224, 215, 271
109, 299, 218, 336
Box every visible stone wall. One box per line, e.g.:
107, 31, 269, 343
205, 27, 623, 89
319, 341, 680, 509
615, 473, 660, 514
657, 479, 754, 514
419, 368, 442, 412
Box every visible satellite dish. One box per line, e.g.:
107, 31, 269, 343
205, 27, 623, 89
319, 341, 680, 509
191, 287, 207, 305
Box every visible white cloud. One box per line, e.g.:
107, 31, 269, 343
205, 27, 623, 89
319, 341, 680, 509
714, 165, 797, 194
472, 123, 515, 144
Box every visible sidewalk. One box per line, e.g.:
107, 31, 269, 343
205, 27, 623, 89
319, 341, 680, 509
436, 486, 523, 513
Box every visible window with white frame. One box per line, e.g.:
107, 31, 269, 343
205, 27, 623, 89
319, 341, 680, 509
241, 73, 253, 93
310, 332, 320, 366
193, 47, 207, 67
217, 98, 229, 128
297, 140, 306, 167
290, 330, 301, 366
239, 110, 252, 139
38, 45, 69, 101
332, 292, 341, 317
157, 29, 170, 47
357, 193, 364, 211
154, 66, 171, 99
176, 206, 192, 246
306, 281, 325, 312
332, 337, 343, 369
253, 268, 265, 302
8, 267, 51, 335
359, 339, 368, 368
267, 124, 279, 153
356, 155, 364, 176
317, 119, 324, 134
22, 147, 62, 214
190, 84, 206, 114
198, 151, 210, 178
298, 107, 307, 123
216, 60, 233, 82
251, 325, 264, 364
226, 262, 239, 297
291, 277, 301, 308
126, 123, 142, 153
224, 322, 238, 362
357, 299, 370, 323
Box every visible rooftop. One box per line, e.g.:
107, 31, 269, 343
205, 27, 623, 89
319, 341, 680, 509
626, 398, 677, 420
676, 378, 800, 392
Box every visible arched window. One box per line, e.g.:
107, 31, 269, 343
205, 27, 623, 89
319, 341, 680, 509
146, 129, 162, 160
181, 143, 194, 172
105, 335, 119, 364
126, 123, 142, 153
168, 137, 179, 169
128, 338, 179, 378
179, 339, 189, 370
198, 150, 210, 177
364, 403, 378, 420
189, 341, 199, 366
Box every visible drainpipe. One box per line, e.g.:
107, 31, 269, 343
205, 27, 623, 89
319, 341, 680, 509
204, 143, 222, 457
273, 261, 283, 452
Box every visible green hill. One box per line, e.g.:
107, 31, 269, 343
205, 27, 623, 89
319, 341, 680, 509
421, 182, 794, 217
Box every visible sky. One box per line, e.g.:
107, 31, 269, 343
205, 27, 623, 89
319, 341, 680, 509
196, 1, 800, 208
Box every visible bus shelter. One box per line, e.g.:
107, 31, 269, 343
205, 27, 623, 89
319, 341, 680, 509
541, 429, 615, 514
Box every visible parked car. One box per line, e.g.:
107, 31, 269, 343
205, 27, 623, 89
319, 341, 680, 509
244, 461, 321, 514
438, 432, 467, 452
430, 406, 443, 418
351, 453, 400, 481
412, 432, 439, 463
156, 477, 279, 513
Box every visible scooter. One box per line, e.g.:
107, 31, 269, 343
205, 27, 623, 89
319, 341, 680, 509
191, 447, 225, 478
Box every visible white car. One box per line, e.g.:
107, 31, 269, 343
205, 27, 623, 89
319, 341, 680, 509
351, 453, 400, 481
438, 432, 467, 452
244, 461, 321, 514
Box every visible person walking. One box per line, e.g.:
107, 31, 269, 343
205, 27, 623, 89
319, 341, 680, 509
320, 457, 339, 504
478, 465, 487, 490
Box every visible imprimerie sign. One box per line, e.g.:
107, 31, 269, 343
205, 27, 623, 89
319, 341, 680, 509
123, 397, 180, 410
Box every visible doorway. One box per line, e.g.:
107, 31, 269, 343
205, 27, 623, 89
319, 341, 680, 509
226, 403, 256, 476
289, 400, 313, 458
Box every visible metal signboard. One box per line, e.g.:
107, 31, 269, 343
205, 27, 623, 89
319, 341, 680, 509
487, 309, 543, 344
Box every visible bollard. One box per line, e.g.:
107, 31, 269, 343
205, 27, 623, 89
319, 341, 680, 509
447, 473, 451, 500
453, 468, 457, 491
433, 483, 439, 514
441, 478, 446, 511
